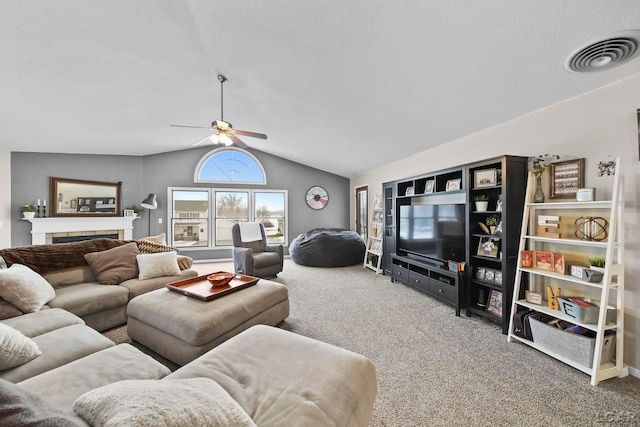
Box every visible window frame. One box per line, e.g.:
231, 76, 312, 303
167, 187, 288, 249
194, 147, 267, 185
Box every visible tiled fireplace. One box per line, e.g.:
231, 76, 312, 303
23, 217, 138, 245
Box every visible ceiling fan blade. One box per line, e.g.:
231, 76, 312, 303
170, 124, 211, 129
229, 134, 248, 148
234, 129, 268, 140
191, 134, 213, 146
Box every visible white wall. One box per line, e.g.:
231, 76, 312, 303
351, 72, 640, 375
0, 150, 10, 249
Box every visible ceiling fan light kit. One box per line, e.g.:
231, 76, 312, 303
171, 74, 267, 148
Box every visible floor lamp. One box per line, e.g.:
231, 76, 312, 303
140, 193, 158, 236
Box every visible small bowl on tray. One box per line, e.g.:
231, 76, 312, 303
207, 272, 236, 288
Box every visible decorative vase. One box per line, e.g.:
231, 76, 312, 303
489, 226, 496, 235
22, 211, 36, 219
475, 201, 488, 212
533, 176, 545, 203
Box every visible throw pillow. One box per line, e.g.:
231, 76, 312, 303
84, 242, 140, 285
0, 323, 42, 370
140, 232, 167, 245
135, 239, 178, 255
0, 264, 56, 313
136, 252, 181, 280
73, 378, 257, 427
0, 255, 6, 269
0, 378, 82, 427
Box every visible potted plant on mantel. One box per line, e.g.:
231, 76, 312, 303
474, 195, 489, 212
21, 204, 37, 219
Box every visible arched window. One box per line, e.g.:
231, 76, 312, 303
194, 147, 266, 184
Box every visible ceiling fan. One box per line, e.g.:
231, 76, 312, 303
171, 74, 267, 149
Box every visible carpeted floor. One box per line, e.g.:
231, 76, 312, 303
104, 259, 640, 427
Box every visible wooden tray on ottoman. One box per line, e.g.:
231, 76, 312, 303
166, 272, 260, 302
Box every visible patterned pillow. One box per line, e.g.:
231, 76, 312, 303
135, 240, 178, 255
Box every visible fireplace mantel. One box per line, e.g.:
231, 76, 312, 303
23, 217, 138, 245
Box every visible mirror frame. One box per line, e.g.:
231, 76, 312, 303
49, 177, 122, 217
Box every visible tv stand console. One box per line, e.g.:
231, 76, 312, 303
391, 254, 464, 316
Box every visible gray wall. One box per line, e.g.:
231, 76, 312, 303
11, 148, 350, 259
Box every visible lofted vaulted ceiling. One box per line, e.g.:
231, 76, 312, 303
1, 1, 639, 178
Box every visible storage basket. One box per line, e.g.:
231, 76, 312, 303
557, 297, 616, 324
529, 316, 615, 369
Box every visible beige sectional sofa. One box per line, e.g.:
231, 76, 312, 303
0, 239, 378, 425
0, 238, 198, 331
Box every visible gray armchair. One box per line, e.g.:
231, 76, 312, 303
232, 223, 283, 278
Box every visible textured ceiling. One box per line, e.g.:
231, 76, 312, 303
1, 1, 639, 178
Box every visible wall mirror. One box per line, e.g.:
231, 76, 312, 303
49, 177, 122, 217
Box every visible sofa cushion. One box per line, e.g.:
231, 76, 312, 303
0, 299, 23, 320
0, 379, 83, 427
168, 325, 377, 427
0, 264, 56, 313
137, 251, 181, 280
0, 323, 41, 371
73, 378, 256, 427
120, 268, 198, 300
84, 242, 140, 285
1, 324, 115, 383
43, 265, 96, 289
1, 308, 83, 338
48, 283, 129, 317
18, 344, 171, 416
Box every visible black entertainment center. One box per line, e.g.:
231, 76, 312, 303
384, 156, 528, 330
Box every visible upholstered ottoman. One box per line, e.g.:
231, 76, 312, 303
126, 279, 289, 366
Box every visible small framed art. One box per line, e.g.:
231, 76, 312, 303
525, 291, 543, 305
553, 253, 565, 275
405, 186, 414, 196
425, 180, 435, 194
477, 237, 499, 258
494, 271, 502, 285
475, 267, 486, 281
445, 179, 461, 191
520, 250, 534, 268
123, 209, 135, 217
486, 290, 503, 317
550, 158, 585, 199
484, 269, 495, 283
474, 168, 497, 188
534, 251, 553, 271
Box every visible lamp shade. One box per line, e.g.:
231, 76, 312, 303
141, 193, 158, 210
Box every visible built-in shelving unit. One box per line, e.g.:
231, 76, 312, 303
382, 182, 395, 274
507, 159, 626, 385
364, 207, 383, 274
466, 156, 528, 333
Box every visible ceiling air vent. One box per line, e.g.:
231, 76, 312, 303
565, 30, 640, 73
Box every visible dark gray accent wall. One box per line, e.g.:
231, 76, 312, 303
11, 148, 349, 259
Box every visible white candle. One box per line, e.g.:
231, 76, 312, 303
43, 199, 46, 207
37, 199, 40, 206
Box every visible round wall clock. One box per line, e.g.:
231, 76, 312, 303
305, 186, 329, 210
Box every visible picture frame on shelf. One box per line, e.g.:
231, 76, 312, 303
553, 253, 565, 275
494, 270, 502, 285
520, 250, 533, 268
525, 290, 543, 305
486, 289, 503, 316
550, 158, 585, 199
475, 267, 486, 281
445, 178, 461, 191
474, 168, 497, 188
405, 186, 414, 196
123, 209, 135, 217
534, 251, 553, 271
425, 180, 435, 194
477, 236, 499, 258
484, 269, 495, 283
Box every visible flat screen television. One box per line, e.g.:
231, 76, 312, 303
398, 204, 466, 265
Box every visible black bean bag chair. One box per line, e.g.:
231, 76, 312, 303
289, 228, 366, 267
